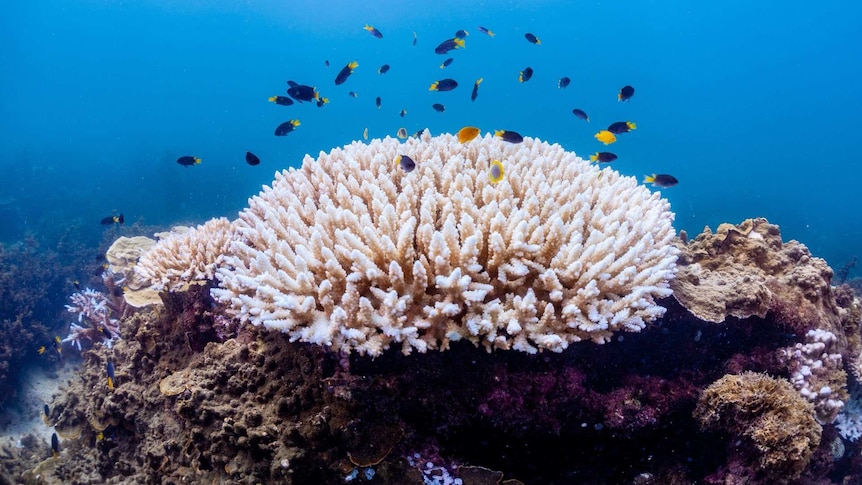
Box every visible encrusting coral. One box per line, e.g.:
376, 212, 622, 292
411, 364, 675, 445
694, 372, 822, 484
136, 133, 679, 356
671, 218, 844, 334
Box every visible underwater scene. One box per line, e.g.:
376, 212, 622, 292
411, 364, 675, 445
2, 1, 862, 483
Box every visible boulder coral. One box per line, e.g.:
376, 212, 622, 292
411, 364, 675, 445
672, 218, 842, 336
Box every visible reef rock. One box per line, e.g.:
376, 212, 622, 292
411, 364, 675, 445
672, 218, 842, 337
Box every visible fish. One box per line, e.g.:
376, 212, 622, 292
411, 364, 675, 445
434, 38, 465, 54
363, 128, 368, 140
607, 121, 637, 134
176, 156, 201, 167
457, 126, 480, 143
618, 85, 635, 102
572, 109, 589, 122
106, 360, 115, 390
375, 97, 381, 109
440, 58, 454, 69
471, 78, 483, 101
558, 77, 571, 89
413, 32, 417, 46
524, 33, 541, 44
315, 96, 329, 107
519, 67, 533, 83
495, 130, 524, 144
324, 60, 329, 67
335, 61, 358, 85
286, 81, 317, 103
38, 345, 46, 355
432, 103, 445, 112
396, 128, 408, 139
348, 91, 358, 98
454, 29, 469, 39
594, 130, 616, 145
477, 26, 495, 37
429, 79, 458, 92
488, 159, 504, 184
589, 152, 618, 163
412, 129, 426, 138
396, 155, 416, 173
100, 214, 124, 225
399, 109, 407, 117
274, 119, 301, 136
378, 64, 390, 74
51, 432, 60, 458
268, 95, 294, 106
100, 325, 112, 340
42, 404, 52, 426
245, 152, 260, 166
364, 24, 383, 39
643, 174, 678, 188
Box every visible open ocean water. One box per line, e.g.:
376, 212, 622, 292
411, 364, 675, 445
2, 0, 861, 271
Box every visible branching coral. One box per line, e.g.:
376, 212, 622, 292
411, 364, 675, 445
62, 288, 120, 351
201, 133, 678, 356
135, 218, 235, 292
694, 372, 821, 483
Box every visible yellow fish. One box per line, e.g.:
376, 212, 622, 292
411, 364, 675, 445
594, 130, 617, 145
457, 126, 480, 143
488, 160, 504, 184
363, 128, 368, 140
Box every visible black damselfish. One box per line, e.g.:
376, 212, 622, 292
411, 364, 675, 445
177, 156, 201, 167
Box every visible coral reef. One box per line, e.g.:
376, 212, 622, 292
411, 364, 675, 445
694, 372, 821, 484
4, 166, 860, 484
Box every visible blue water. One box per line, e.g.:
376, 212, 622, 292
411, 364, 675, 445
3, 1, 861, 272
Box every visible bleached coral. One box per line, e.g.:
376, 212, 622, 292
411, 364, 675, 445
780, 329, 846, 423
135, 217, 235, 291
62, 288, 120, 350
209, 132, 678, 356
835, 384, 862, 442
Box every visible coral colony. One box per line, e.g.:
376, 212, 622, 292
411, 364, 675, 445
140, 133, 679, 355
62, 288, 120, 350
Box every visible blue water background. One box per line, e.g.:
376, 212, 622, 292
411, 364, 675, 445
2, 0, 861, 271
